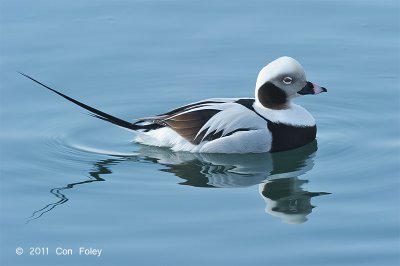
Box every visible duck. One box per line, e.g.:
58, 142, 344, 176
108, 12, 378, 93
19, 56, 327, 154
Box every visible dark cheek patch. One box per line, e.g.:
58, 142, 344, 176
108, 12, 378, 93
258, 82, 287, 109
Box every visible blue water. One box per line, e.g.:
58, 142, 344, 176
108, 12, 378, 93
1, 0, 399, 265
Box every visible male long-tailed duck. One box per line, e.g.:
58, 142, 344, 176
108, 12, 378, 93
20, 56, 327, 154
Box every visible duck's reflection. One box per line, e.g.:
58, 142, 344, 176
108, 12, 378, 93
260, 178, 329, 224
28, 140, 329, 224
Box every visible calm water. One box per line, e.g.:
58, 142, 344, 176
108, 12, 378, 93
1, 0, 399, 265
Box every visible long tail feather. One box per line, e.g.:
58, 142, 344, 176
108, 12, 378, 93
18, 72, 140, 130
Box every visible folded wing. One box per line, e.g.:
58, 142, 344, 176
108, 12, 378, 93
135, 98, 266, 145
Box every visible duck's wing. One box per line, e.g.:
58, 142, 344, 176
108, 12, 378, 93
134, 98, 267, 145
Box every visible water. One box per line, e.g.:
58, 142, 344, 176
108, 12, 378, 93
1, 0, 399, 265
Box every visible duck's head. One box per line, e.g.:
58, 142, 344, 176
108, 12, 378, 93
255, 56, 327, 110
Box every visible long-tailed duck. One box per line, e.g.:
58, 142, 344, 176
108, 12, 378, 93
20, 56, 326, 153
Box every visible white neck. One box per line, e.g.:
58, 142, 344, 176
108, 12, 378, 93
254, 101, 315, 126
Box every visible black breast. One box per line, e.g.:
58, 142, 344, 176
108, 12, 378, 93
267, 122, 317, 152
235, 98, 317, 152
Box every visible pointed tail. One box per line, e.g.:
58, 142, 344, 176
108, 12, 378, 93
18, 72, 140, 131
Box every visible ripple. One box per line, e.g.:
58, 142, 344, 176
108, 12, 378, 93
305, 96, 390, 175
42, 120, 139, 165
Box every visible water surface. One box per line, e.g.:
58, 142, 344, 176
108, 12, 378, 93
0, 0, 399, 265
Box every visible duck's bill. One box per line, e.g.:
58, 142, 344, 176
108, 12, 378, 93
298, 81, 327, 95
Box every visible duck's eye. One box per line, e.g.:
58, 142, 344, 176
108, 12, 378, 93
283, 76, 293, 85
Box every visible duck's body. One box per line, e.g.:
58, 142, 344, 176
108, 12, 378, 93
133, 98, 316, 153
20, 56, 327, 154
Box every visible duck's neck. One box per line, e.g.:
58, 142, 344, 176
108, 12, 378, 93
253, 102, 317, 152
254, 101, 316, 127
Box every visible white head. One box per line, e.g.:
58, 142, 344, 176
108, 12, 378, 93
255, 56, 326, 110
